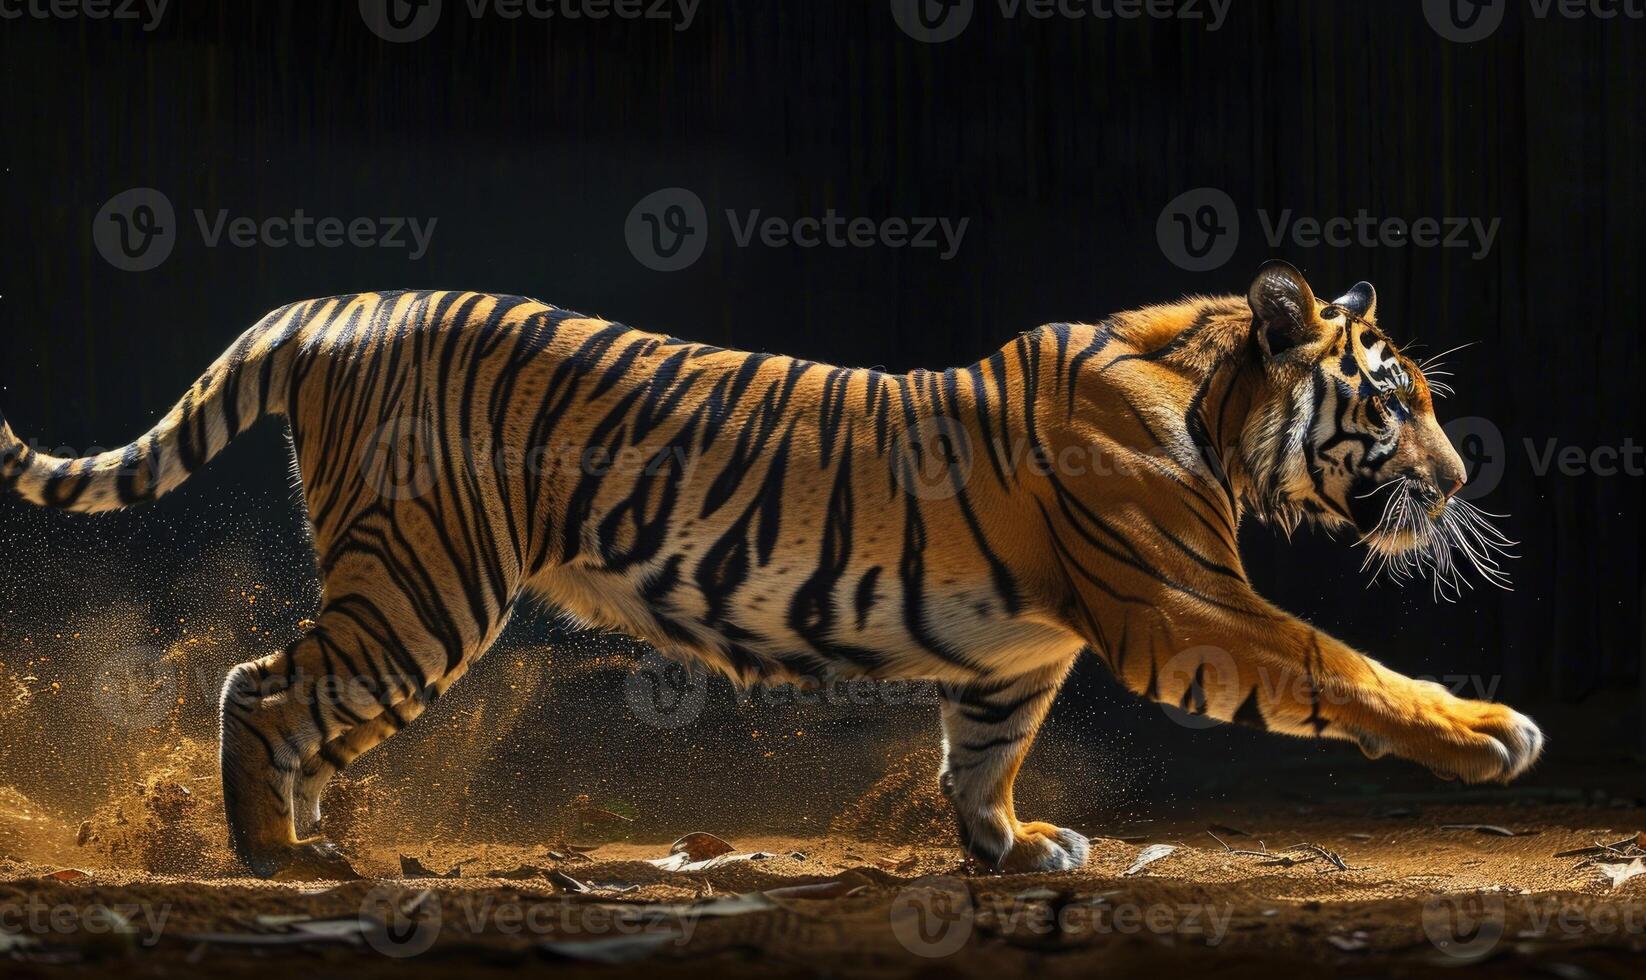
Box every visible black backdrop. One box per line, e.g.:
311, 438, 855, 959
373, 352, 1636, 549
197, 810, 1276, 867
1, 0, 1641, 749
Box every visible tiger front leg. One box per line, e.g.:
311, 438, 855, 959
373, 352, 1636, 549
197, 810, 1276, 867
938, 661, 1089, 873
1120, 612, 1544, 785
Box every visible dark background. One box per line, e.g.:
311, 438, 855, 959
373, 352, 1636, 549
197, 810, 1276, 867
0, 0, 1641, 829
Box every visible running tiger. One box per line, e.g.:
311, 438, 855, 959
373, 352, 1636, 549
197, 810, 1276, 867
0, 261, 1542, 879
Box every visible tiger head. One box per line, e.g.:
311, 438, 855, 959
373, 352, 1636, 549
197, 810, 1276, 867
1241, 260, 1512, 597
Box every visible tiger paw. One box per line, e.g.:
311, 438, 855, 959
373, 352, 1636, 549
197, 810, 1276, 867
1380, 682, 1545, 784
254, 840, 363, 882
995, 822, 1090, 873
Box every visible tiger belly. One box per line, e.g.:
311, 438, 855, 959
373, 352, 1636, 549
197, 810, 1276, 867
526, 561, 1085, 686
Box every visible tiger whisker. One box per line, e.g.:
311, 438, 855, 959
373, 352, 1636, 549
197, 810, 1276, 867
1357, 482, 1516, 600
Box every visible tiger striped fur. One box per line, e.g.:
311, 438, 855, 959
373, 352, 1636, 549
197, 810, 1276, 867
0, 261, 1542, 879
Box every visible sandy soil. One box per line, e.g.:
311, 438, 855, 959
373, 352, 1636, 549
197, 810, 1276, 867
4, 793, 1644, 979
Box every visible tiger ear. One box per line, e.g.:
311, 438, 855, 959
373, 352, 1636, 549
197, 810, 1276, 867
1334, 281, 1377, 319
1248, 260, 1321, 358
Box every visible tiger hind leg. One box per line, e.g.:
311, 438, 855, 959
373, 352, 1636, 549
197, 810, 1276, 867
291, 654, 483, 838
220, 599, 500, 880
939, 659, 1088, 873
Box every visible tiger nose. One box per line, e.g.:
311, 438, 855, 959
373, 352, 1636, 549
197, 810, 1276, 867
1433, 454, 1466, 498
1435, 461, 1466, 498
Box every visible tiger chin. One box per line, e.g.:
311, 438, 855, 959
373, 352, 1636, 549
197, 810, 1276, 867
0, 260, 1543, 880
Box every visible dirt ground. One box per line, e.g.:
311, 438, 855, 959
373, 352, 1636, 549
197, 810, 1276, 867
5, 788, 1645, 978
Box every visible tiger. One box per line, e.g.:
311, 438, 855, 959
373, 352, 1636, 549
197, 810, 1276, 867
0, 260, 1542, 880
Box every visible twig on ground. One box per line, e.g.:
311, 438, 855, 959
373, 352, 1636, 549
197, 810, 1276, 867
1207, 833, 1360, 871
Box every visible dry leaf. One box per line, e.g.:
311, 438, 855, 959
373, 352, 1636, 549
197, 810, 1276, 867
399, 855, 460, 879
41, 868, 89, 882
649, 850, 773, 873
1440, 824, 1533, 837
1602, 859, 1645, 891
668, 832, 736, 862
549, 870, 592, 894
1124, 844, 1176, 876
